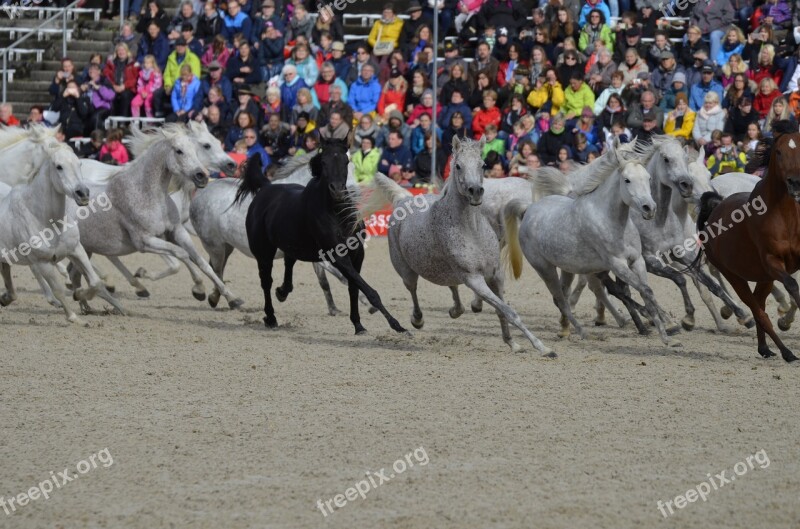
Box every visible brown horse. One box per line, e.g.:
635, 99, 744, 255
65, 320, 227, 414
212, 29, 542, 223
693, 121, 800, 362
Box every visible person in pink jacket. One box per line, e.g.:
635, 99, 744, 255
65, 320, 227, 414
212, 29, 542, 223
98, 129, 130, 165
131, 54, 163, 118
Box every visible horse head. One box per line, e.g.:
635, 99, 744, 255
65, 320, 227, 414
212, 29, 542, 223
766, 120, 800, 202
618, 157, 656, 220
685, 145, 714, 205
188, 120, 237, 176
160, 124, 209, 189
649, 136, 695, 198
313, 137, 350, 201
450, 136, 485, 206
43, 138, 89, 206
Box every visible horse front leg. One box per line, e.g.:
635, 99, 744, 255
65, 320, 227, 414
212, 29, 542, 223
68, 245, 127, 316
596, 272, 649, 334
449, 286, 465, 319
611, 258, 676, 347
317, 260, 375, 312
105, 256, 150, 298
644, 255, 694, 331
275, 257, 295, 302
31, 265, 63, 308
0, 262, 17, 306
312, 262, 341, 316
31, 261, 81, 323
680, 255, 755, 329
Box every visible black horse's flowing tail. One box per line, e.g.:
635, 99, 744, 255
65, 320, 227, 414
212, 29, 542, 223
233, 154, 266, 206
682, 191, 724, 273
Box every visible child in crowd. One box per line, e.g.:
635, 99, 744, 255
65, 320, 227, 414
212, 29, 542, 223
98, 128, 129, 165
228, 139, 248, 178
131, 54, 163, 118
482, 124, 506, 159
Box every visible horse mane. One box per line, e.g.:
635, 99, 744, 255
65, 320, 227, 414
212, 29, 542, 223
563, 144, 624, 196
0, 123, 58, 150
272, 150, 318, 180
126, 123, 187, 158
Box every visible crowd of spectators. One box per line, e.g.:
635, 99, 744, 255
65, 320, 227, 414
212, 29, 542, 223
17, 0, 800, 182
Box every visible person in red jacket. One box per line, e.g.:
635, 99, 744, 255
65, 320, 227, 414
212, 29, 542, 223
377, 67, 407, 120
103, 43, 140, 118
472, 89, 502, 140
0, 103, 20, 127
754, 77, 780, 119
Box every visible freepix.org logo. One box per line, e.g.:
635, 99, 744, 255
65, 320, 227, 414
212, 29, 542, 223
1, 0, 46, 18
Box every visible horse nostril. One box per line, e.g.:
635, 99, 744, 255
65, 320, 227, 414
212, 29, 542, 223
478, 187, 484, 196
642, 205, 652, 213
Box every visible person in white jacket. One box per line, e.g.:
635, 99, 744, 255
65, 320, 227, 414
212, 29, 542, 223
593, 70, 625, 115
692, 91, 726, 146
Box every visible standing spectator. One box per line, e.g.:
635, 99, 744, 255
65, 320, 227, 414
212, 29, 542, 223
51, 81, 89, 139
196, 1, 223, 45
692, 91, 726, 146
136, 22, 171, 71
131, 54, 163, 118
98, 129, 129, 165
0, 103, 20, 127
690, 0, 734, 66
226, 40, 262, 89
221, 0, 253, 45
312, 7, 343, 43
104, 43, 139, 118
689, 62, 724, 111
577, 0, 610, 28
169, 64, 202, 122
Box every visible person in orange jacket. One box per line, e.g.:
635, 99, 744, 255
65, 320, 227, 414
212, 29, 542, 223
472, 89, 501, 140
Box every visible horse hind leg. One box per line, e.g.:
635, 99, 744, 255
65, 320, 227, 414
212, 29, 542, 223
644, 256, 694, 332
449, 286, 465, 319
587, 275, 628, 328
556, 270, 585, 338
254, 245, 278, 327
0, 263, 17, 306
32, 266, 63, 308
33, 261, 82, 323
597, 272, 649, 335
319, 260, 375, 312
689, 274, 733, 333
208, 245, 233, 309
105, 256, 151, 298
312, 262, 341, 316
275, 257, 296, 302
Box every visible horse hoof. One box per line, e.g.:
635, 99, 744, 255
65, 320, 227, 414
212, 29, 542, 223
368, 306, 379, 314
106, 285, 116, 294
275, 287, 290, 302
263, 315, 277, 328
470, 301, 482, 313
0, 293, 14, 307
541, 351, 558, 358
328, 308, 342, 316
411, 318, 424, 330
208, 293, 220, 308
742, 318, 756, 329
594, 318, 607, 327
777, 302, 791, 316
557, 329, 570, 339
133, 267, 148, 279
449, 306, 464, 319
136, 289, 150, 298
666, 324, 681, 336
48, 299, 64, 309
782, 350, 799, 363
778, 318, 792, 332
509, 341, 522, 353
681, 320, 695, 332
228, 298, 245, 310
758, 346, 777, 358
720, 305, 733, 319
67, 314, 83, 324
192, 290, 206, 301
355, 329, 368, 336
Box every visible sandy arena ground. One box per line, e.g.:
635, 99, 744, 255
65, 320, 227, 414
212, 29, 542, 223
1, 237, 799, 529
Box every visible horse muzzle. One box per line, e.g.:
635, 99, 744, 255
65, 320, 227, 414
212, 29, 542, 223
193, 172, 209, 188
787, 179, 800, 202
468, 185, 484, 206
73, 186, 90, 207
640, 203, 655, 220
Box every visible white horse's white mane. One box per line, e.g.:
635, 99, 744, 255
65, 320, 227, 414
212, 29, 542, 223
0, 123, 59, 151
127, 123, 191, 157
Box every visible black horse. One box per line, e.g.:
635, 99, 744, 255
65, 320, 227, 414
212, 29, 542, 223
235, 138, 407, 335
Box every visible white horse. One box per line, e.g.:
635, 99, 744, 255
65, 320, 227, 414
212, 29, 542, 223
503, 141, 677, 344
0, 133, 123, 322
364, 137, 554, 356
67, 124, 244, 310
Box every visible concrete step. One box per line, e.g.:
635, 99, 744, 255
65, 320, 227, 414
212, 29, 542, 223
29, 69, 59, 82
62, 49, 97, 62
67, 38, 108, 51
7, 80, 53, 91
4, 91, 52, 103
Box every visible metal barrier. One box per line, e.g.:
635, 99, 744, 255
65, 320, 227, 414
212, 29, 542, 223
1, 5, 101, 21
1, 0, 81, 103
104, 116, 165, 129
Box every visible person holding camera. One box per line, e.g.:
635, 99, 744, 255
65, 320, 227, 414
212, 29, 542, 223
706, 132, 746, 177
50, 80, 90, 140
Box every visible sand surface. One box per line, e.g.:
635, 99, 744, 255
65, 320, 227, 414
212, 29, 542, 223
1, 237, 799, 529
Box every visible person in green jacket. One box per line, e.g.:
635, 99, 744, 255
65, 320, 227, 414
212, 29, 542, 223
481, 124, 506, 159
563, 73, 596, 121
578, 9, 615, 55
163, 37, 202, 95
353, 135, 382, 184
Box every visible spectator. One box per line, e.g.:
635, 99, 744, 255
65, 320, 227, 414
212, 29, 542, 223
598, 92, 625, 131
329, 41, 350, 82
279, 64, 307, 122
678, 25, 710, 69
367, 3, 404, 54
259, 22, 285, 80
104, 43, 139, 118
196, 1, 223, 46
221, 0, 253, 45
763, 96, 796, 137
77, 54, 103, 86
469, 41, 499, 86
577, 0, 610, 28
722, 72, 753, 110
77, 129, 104, 159
633, 110, 663, 143
410, 113, 439, 155
563, 74, 595, 121
747, 44, 783, 87
664, 93, 695, 141
225, 111, 255, 150
626, 89, 662, 131
754, 77, 780, 119
720, 54, 748, 89
578, 9, 613, 55
318, 110, 350, 141
685, 49, 708, 88
414, 131, 445, 184
114, 22, 140, 51
586, 48, 616, 94
287, 43, 318, 87
0, 103, 20, 127
136, 0, 170, 35
377, 67, 407, 119
651, 51, 684, 102
379, 130, 414, 185
169, 64, 202, 122
295, 130, 319, 156
226, 40, 262, 89
408, 88, 442, 127
291, 88, 318, 130
178, 24, 204, 57
261, 112, 290, 160
350, 63, 381, 123
168, 1, 198, 40
556, 48, 584, 87
352, 135, 381, 184
201, 59, 233, 103
49, 58, 77, 98
355, 113, 382, 148
165, 36, 202, 96
243, 127, 270, 167
51, 81, 90, 139
692, 91, 725, 146
537, 112, 573, 165
482, 123, 505, 157
689, 62, 724, 111
98, 128, 129, 165
527, 68, 565, 116
82, 64, 115, 133
690, 0, 734, 66
638, 4, 658, 39
232, 85, 262, 127
594, 70, 624, 114
725, 95, 758, 143
613, 26, 647, 65
345, 45, 380, 86
228, 139, 248, 177
202, 35, 233, 71
313, 6, 343, 43
468, 70, 493, 110
573, 131, 599, 163
132, 54, 163, 118
318, 84, 353, 128
286, 3, 314, 43
438, 88, 472, 133
136, 22, 171, 71
744, 122, 761, 153
204, 104, 229, 138
476, 0, 526, 37
706, 133, 746, 176
646, 30, 675, 71
716, 25, 746, 66
572, 106, 600, 146
442, 111, 469, 156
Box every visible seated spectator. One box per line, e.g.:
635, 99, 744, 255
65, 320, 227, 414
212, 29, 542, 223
329, 41, 350, 81
500, 94, 527, 135
706, 133, 746, 176
260, 113, 290, 160
744, 122, 761, 153
635, 109, 664, 143
572, 106, 599, 147
754, 77, 780, 119
413, 131, 445, 184
481, 123, 505, 158
226, 40, 262, 89
693, 91, 726, 147
406, 70, 430, 113
202, 60, 234, 104
527, 69, 565, 116
201, 86, 232, 124
626, 90, 662, 132
50, 81, 89, 139
98, 128, 129, 165
472, 89, 500, 140
355, 114, 382, 149
573, 132, 598, 163
410, 113, 439, 155
279, 64, 308, 122
593, 70, 624, 115
221, 0, 252, 45
578, 9, 613, 55
468, 42, 500, 87
167, 1, 198, 41
352, 135, 381, 184
136, 22, 171, 72
77, 129, 104, 159
660, 72, 689, 112
287, 43, 319, 87
604, 118, 631, 151
81, 64, 115, 133
441, 111, 468, 157
0, 103, 19, 127
49, 57, 77, 98
136, 0, 170, 35
537, 113, 573, 166
253, 0, 284, 44
260, 85, 281, 122
178, 24, 204, 58
204, 104, 229, 138
715, 25, 745, 67
485, 154, 507, 179
259, 22, 285, 80
318, 110, 350, 141
439, 88, 472, 134
314, 61, 348, 108
24, 105, 50, 128
664, 93, 696, 141
104, 43, 139, 118
243, 127, 270, 168
690, 62, 724, 111
678, 25, 709, 69
287, 113, 314, 156
350, 63, 382, 123
613, 25, 647, 66
379, 130, 414, 183
286, 3, 314, 42
722, 73, 753, 110
114, 22, 140, 51
508, 139, 536, 177
367, 3, 404, 57
685, 49, 708, 88
228, 139, 248, 177
598, 92, 625, 131
724, 95, 758, 144
132, 54, 163, 118
377, 67, 406, 120
225, 111, 255, 150
296, 130, 320, 156
318, 84, 352, 128
720, 53, 748, 89
747, 44, 783, 88
651, 51, 684, 102
291, 88, 318, 131
196, 1, 223, 46
168, 64, 202, 122
232, 85, 262, 128
763, 96, 796, 138
577, 0, 610, 28
562, 74, 595, 121
586, 48, 616, 94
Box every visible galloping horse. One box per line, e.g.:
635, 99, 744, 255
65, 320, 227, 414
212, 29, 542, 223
694, 121, 800, 362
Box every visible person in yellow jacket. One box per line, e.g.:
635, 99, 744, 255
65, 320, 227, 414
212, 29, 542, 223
527, 69, 565, 116
663, 92, 695, 141
706, 133, 747, 177
367, 4, 404, 51
562, 74, 595, 120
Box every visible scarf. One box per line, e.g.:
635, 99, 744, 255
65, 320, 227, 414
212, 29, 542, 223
142, 68, 153, 81
113, 59, 126, 85
699, 104, 723, 120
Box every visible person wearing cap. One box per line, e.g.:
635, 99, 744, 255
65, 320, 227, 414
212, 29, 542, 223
163, 35, 201, 95
678, 25, 710, 69
625, 89, 662, 131
613, 25, 646, 64
685, 49, 709, 88
258, 20, 284, 80
399, 0, 431, 49
646, 30, 673, 70
250, 0, 283, 43
196, 1, 223, 46
634, 108, 664, 143
367, 4, 404, 54
650, 50, 685, 101
136, 21, 170, 72
221, 0, 253, 46
329, 41, 350, 81
201, 60, 233, 104
659, 71, 688, 112
226, 40, 262, 88
167, 1, 198, 41
689, 61, 724, 111
664, 92, 696, 141
578, 0, 610, 29
179, 23, 204, 57
377, 66, 406, 118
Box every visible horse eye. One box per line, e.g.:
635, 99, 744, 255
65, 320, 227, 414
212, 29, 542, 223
663, 156, 670, 164
203, 144, 211, 150
456, 164, 462, 171
624, 178, 631, 183
176, 149, 184, 155
56, 165, 63, 171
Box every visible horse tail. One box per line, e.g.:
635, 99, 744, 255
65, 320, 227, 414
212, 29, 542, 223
233, 155, 266, 206
681, 190, 724, 273
502, 199, 529, 280
360, 172, 412, 218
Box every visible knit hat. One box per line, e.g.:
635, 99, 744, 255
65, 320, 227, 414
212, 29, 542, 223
672, 72, 686, 85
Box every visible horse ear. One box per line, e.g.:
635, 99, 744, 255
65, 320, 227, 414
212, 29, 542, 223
309, 151, 323, 178
696, 146, 704, 165
452, 135, 461, 153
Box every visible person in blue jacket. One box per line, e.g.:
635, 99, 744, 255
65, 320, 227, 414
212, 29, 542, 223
169, 64, 202, 122
689, 62, 724, 111
279, 64, 308, 122
136, 22, 170, 71
221, 0, 253, 45
349, 63, 381, 121
244, 127, 271, 169
378, 130, 414, 175
437, 88, 473, 134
